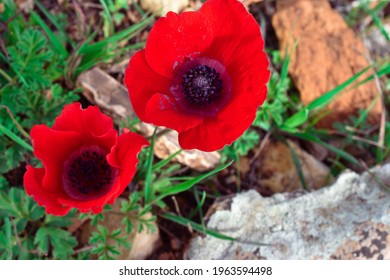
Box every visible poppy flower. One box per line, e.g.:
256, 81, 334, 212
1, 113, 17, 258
23, 103, 148, 216
124, 0, 269, 152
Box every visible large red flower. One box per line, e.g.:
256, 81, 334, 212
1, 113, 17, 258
124, 0, 269, 152
23, 103, 149, 216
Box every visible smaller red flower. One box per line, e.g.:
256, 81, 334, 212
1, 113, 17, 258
23, 103, 148, 216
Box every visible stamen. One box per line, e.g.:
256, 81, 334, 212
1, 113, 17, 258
181, 65, 223, 104
62, 146, 118, 201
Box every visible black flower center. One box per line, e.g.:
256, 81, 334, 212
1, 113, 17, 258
181, 65, 223, 104
62, 146, 118, 201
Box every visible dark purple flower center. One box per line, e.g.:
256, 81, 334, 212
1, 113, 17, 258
181, 65, 223, 104
62, 146, 118, 201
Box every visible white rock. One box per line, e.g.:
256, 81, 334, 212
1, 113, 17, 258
185, 164, 390, 259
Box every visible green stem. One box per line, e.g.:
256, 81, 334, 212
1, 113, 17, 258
0, 123, 33, 152
0, 68, 12, 83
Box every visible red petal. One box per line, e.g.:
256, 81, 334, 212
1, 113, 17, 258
107, 131, 149, 184
31, 125, 82, 195
178, 85, 268, 152
145, 10, 213, 79
125, 50, 171, 122
52, 103, 117, 150
145, 93, 203, 132
24, 166, 71, 216
201, 0, 269, 88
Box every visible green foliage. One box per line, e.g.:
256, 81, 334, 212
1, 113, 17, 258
120, 192, 156, 234
0, 1, 79, 172
0, 185, 77, 259
346, 0, 390, 41
89, 225, 129, 260
99, 0, 131, 37
0, 188, 45, 222
34, 226, 77, 259
221, 129, 259, 162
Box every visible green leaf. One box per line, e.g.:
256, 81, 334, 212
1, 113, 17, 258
364, 4, 390, 41
150, 161, 233, 206
0, 217, 13, 259
30, 11, 68, 58
0, 123, 33, 152
162, 212, 236, 241
34, 227, 77, 259
99, 0, 115, 37
0, 188, 44, 220
152, 149, 182, 172
287, 142, 307, 190
295, 132, 361, 166
282, 108, 309, 129
306, 67, 370, 111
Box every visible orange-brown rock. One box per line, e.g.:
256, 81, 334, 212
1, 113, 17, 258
272, 0, 382, 128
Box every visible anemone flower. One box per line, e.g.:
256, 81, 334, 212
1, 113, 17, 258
125, 0, 269, 151
24, 103, 148, 216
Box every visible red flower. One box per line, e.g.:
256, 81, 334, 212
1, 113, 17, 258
23, 103, 148, 216
124, 0, 269, 152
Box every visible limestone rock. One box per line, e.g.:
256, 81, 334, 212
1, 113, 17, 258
185, 164, 390, 260
272, 0, 382, 128
77, 67, 220, 172
258, 140, 332, 193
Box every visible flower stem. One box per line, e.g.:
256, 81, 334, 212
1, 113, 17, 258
144, 127, 157, 204
0, 68, 12, 83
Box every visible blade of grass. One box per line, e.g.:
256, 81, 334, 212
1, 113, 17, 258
34, 0, 74, 47
149, 161, 233, 206
294, 132, 361, 166
307, 67, 370, 111
188, 189, 207, 219
77, 15, 152, 56
162, 212, 236, 241
30, 11, 68, 58
364, 4, 390, 41
0, 124, 33, 152
286, 141, 307, 190
152, 149, 182, 172
353, 63, 390, 89
282, 108, 309, 129
131, 0, 146, 17
99, 0, 115, 37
